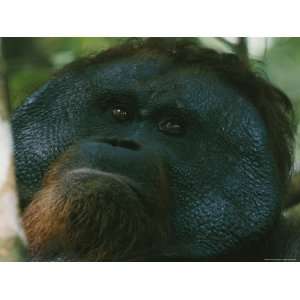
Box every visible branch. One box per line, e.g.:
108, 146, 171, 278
216, 37, 250, 65
215, 37, 236, 52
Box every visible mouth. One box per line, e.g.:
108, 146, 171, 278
24, 166, 168, 262
67, 168, 143, 195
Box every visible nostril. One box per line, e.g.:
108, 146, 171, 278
118, 139, 141, 150
102, 138, 141, 151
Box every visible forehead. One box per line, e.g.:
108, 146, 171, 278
87, 53, 261, 123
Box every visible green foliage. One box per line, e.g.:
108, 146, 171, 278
5, 38, 127, 110
266, 38, 300, 121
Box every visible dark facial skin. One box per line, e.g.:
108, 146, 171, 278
12, 52, 281, 260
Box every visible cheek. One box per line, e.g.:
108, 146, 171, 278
167, 148, 280, 257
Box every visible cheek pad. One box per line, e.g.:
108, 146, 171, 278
167, 114, 281, 257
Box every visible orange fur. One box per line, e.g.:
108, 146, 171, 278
22, 152, 170, 261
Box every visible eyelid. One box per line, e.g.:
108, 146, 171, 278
109, 98, 133, 110
151, 105, 189, 124
95, 91, 138, 110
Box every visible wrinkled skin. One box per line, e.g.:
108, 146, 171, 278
12, 51, 287, 261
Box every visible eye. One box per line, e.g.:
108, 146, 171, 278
112, 106, 131, 122
158, 118, 185, 136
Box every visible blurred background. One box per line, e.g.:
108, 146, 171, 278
2, 37, 300, 196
